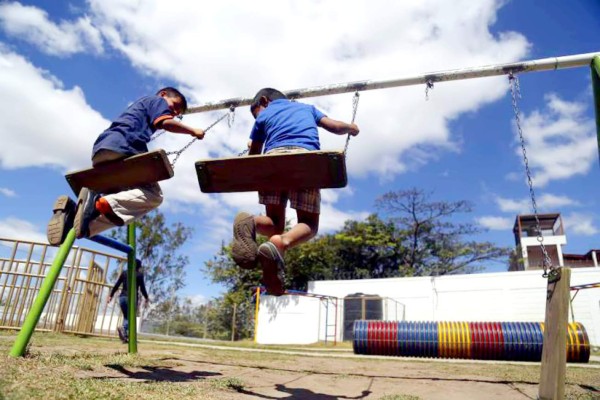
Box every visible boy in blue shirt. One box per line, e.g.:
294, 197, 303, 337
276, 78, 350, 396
47, 87, 205, 245
232, 88, 359, 295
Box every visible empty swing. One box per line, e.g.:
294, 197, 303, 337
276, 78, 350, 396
195, 92, 360, 193
65, 110, 233, 195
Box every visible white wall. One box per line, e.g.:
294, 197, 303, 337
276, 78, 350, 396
257, 268, 600, 346
256, 295, 322, 344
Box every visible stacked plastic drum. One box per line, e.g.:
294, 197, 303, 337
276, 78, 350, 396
353, 321, 590, 363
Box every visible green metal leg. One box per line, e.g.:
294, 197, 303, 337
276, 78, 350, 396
127, 223, 137, 354
9, 229, 76, 357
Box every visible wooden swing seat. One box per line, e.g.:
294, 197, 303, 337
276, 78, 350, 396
195, 150, 347, 193
65, 149, 173, 195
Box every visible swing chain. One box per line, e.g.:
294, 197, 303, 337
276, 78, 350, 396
508, 72, 554, 278
168, 107, 235, 167
344, 91, 360, 156
425, 79, 434, 101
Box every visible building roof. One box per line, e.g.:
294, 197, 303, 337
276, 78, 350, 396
513, 213, 561, 232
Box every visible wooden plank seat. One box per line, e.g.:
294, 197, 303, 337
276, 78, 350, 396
65, 149, 174, 195
195, 150, 347, 193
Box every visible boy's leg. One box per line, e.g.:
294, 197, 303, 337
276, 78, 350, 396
256, 204, 286, 236
270, 209, 319, 253
254, 197, 287, 295
74, 183, 163, 238
269, 187, 320, 254
257, 188, 320, 294
231, 188, 287, 270
118, 295, 128, 343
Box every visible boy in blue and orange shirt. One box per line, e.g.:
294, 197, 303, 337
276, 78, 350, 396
47, 87, 205, 245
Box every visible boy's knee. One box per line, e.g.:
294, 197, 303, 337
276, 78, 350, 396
146, 190, 163, 208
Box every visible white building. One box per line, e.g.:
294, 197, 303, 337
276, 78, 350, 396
512, 213, 599, 270
256, 267, 600, 346
256, 213, 600, 347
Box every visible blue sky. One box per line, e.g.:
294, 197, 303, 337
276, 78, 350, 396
0, 0, 599, 304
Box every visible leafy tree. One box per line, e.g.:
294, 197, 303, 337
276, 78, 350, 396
375, 188, 511, 275
508, 245, 525, 271
109, 210, 193, 319
285, 214, 408, 289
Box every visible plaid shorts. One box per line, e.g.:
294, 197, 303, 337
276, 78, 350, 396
258, 146, 321, 214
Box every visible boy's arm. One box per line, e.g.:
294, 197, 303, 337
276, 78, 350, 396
318, 117, 360, 136
107, 272, 124, 302
159, 119, 205, 139
138, 274, 150, 302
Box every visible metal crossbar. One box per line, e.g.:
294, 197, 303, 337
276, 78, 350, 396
185, 52, 600, 114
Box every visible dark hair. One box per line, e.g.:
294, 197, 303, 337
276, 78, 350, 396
156, 87, 188, 113
135, 259, 142, 269
250, 88, 287, 114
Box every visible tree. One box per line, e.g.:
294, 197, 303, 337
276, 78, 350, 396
109, 210, 193, 319
284, 214, 408, 289
375, 188, 511, 275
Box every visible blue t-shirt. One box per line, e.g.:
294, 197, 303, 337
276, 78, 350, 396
250, 99, 326, 153
92, 95, 174, 157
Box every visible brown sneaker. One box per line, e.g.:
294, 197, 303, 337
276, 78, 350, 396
257, 242, 286, 296
231, 212, 258, 269
46, 195, 76, 246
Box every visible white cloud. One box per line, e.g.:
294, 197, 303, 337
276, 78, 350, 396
476, 216, 513, 230
0, 216, 47, 243
496, 193, 579, 214
0, 46, 108, 171
563, 212, 599, 236
84, 0, 529, 181
0, 1, 103, 56
514, 93, 596, 187
0, 0, 533, 251
82, 0, 528, 233
0, 187, 16, 197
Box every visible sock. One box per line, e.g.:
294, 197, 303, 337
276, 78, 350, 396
95, 197, 124, 226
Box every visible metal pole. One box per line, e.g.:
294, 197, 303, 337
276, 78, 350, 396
254, 287, 260, 343
231, 302, 237, 342
88, 234, 133, 254
591, 56, 600, 165
186, 52, 600, 114
127, 223, 137, 354
10, 229, 76, 357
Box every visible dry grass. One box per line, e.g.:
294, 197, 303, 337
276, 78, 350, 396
0, 331, 598, 400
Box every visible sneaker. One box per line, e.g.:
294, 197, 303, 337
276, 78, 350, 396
116, 326, 127, 343
73, 187, 99, 239
231, 212, 258, 269
46, 195, 76, 246
257, 242, 286, 296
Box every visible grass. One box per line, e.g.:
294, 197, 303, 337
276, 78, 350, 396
0, 331, 598, 400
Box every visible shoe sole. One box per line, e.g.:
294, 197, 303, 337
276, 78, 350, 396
232, 212, 257, 269
74, 188, 93, 239
258, 242, 285, 296
46, 195, 75, 246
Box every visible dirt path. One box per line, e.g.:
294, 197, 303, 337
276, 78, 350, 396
121, 342, 598, 399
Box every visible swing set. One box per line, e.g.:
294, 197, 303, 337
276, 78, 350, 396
12, 50, 600, 399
